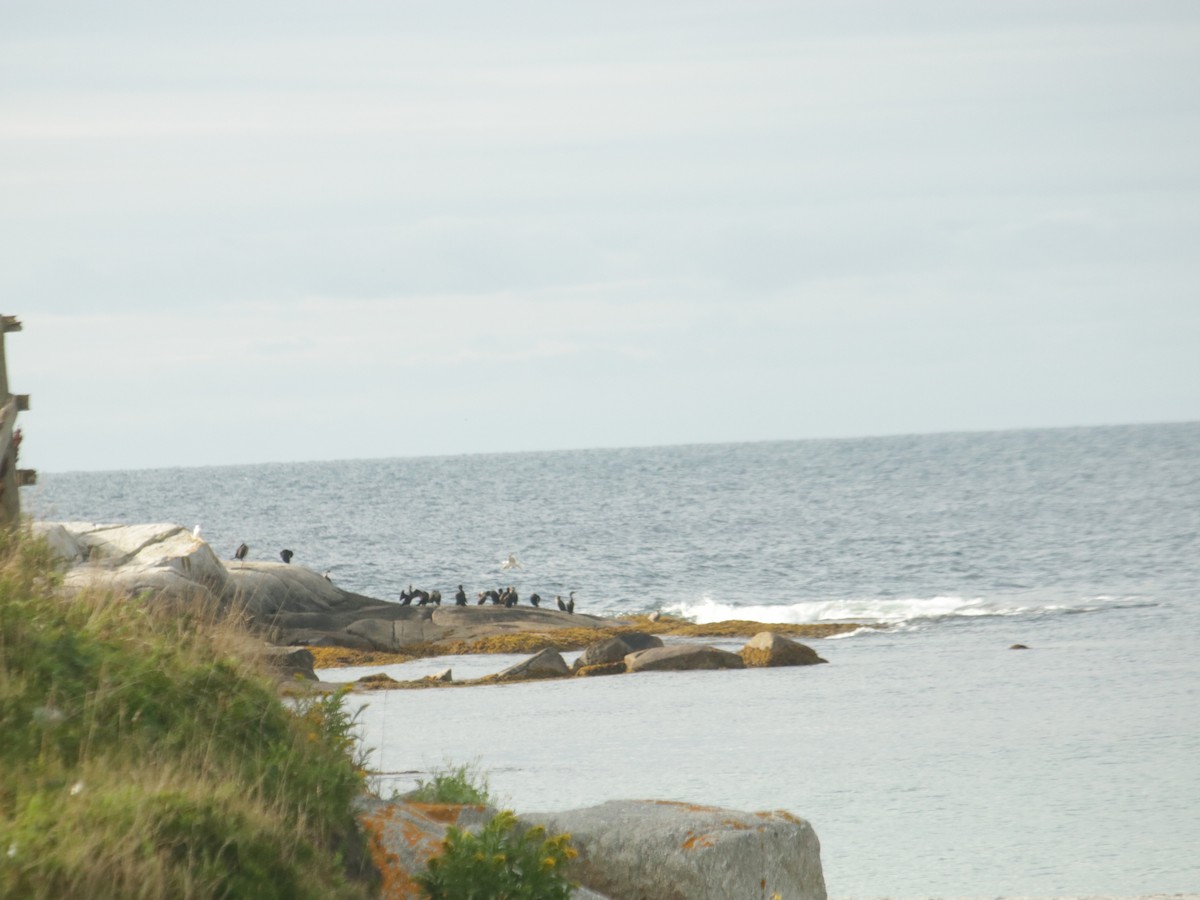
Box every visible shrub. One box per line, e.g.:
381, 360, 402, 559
408, 762, 493, 806
415, 810, 576, 900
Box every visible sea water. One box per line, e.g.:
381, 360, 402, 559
24, 423, 1200, 896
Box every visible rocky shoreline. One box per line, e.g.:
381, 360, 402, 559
35, 521, 858, 681
35, 521, 858, 899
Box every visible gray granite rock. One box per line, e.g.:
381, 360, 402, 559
624, 643, 746, 673
495, 648, 571, 681
35, 522, 615, 651
741, 631, 828, 667
520, 799, 826, 900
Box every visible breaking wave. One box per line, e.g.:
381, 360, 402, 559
662, 593, 1158, 633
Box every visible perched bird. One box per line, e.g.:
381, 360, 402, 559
322, 570, 332, 582
501, 553, 522, 570
399, 586, 414, 606
280, 549, 294, 564
529, 593, 541, 608
192, 524, 202, 539
556, 595, 567, 612
476, 591, 489, 606
455, 585, 468, 606
567, 591, 576, 614
233, 542, 249, 562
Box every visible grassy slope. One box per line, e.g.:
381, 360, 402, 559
0, 529, 378, 899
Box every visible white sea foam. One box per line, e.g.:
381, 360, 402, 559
662, 593, 1149, 629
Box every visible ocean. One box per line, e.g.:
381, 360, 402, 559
23, 422, 1200, 897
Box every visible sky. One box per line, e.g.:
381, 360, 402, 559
3, 0, 1198, 473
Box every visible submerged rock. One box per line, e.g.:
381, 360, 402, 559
740, 631, 828, 667
519, 799, 826, 900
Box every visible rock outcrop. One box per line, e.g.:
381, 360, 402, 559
35, 522, 614, 652
519, 799, 826, 900
740, 631, 828, 667
624, 643, 746, 673
356, 798, 497, 897
570, 633, 664, 674
263, 646, 319, 681
493, 648, 570, 682
357, 798, 825, 900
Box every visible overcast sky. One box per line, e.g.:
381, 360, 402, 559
3, 1, 1198, 473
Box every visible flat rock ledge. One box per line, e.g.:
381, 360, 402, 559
34, 522, 612, 652
356, 797, 826, 900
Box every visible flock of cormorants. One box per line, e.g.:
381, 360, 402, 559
400, 585, 576, 613
230, 543, 577, 613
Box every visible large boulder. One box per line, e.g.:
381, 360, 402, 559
519, 800, 826, 900
36, 522, 230, 602
356, 798, 496, 896
356, 799, 614, 899
612, 631, 663, 653
262, 646, 318, 681
493, 648, 570, 681
625, 643, 746, 673
740, 632, 828, 667
571, 633, 663, 673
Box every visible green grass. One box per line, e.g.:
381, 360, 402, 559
0, 527, 377, 899
406, 762, 494, 806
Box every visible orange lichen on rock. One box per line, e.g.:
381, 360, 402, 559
359, 806, 423, 900
682, 831, 716, 851
651, 800, 722, 813
408, 802, 487, 824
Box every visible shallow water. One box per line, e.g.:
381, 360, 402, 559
330, 598, 1199, 895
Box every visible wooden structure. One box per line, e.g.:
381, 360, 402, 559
0, 314, 34, 527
